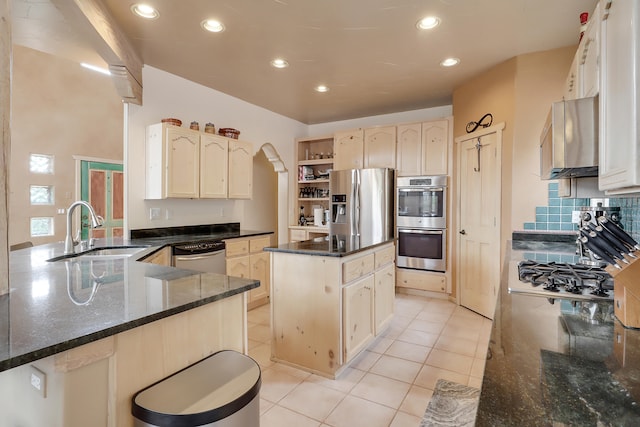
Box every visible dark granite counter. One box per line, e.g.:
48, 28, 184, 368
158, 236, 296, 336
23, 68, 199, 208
265, 235, 395, 257
0, 225, 271, 373
476, 239, 640, 426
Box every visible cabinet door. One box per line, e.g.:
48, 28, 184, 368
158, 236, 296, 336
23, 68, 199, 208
422, 120, 449, 175
374, 264, 395, 334
396, 123, 422, 176
334, 129, 364, 170
249, 252, 270, 302
226, 255, 251, 279
200, 134, 228, 198
141, 246, 172, 266
166, 127, 200, 198
343, 275, 374, 362
563, 53, 579, 101
579, 2, 600, 98
599, 0, 640, 191
364, 126, 396, 169
228, 139, 253, 199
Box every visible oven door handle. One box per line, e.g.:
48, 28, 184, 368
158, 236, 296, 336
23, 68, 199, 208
398, 228, 443, 235
398, 187, 445, 193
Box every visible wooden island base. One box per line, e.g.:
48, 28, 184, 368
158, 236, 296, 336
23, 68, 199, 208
270, 242, 395, 378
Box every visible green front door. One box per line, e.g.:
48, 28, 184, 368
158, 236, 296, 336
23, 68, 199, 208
80, 160, 124, 240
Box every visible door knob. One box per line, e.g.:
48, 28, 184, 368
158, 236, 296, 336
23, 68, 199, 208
459, 230, 466, 235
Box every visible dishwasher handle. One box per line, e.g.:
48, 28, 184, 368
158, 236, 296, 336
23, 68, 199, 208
173, 251, 225, 262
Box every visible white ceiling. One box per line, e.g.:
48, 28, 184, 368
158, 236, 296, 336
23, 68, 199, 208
12, 0, 598, 124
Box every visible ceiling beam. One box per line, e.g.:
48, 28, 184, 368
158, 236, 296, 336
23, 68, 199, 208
51, 0, 143, 105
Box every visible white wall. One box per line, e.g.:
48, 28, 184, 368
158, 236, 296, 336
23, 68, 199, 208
126, 66, 307, 241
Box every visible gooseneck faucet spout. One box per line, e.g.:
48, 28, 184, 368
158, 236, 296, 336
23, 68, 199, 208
64, 201, 103, 254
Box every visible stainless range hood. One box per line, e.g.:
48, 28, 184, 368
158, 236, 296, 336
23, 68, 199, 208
540, 95, 599, 180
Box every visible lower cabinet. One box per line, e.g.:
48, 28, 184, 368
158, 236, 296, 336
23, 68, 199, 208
288, 226, 329, 242
396, 267, 447, 293
225, 234, 273, 309
139, 246, 172, 266
343, 275, 374, 362
374, 263, 395, 334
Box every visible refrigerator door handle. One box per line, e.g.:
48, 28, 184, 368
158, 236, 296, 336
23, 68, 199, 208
354, 170, 360, 237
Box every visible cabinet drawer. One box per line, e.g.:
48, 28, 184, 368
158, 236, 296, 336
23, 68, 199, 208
225, 239, 249, 257
289, 229, 306, 242
396, 268, 446, 293
250, 235, 272, 253
374, 245, 395, 269
343, 254, 375, 284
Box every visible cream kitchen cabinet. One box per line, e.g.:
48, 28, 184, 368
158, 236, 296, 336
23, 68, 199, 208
139, 246, 172, 266
343, 275, 374, 362
364, 126, 396, 169
579, 2, 601, 98
374, 260, 395, 334
334, 127, 396, 171
396, 268, 447, 293
563, 53, 579, 101
145, 123, 252, 199
228, 139, 253, 199
334, 129, 364, 170
396, 119, 450, 176
599, 0, 640, 193
225, 234, 273, 309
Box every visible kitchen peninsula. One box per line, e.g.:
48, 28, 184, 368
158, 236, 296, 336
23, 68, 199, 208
0, 225, 269, 427
266, 236, 395, 378
476, 235, 640, 425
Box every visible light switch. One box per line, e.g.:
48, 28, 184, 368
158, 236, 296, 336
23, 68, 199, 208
149, 208, 161, 220
29, 365, 46, 398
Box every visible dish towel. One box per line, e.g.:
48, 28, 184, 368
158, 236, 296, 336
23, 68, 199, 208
420, 379, 480, 427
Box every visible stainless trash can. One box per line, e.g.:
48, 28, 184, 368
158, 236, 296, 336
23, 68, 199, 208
132, 350, 261, 426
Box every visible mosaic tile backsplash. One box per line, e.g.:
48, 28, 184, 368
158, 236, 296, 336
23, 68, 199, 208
523, 183, 589, 232
522, 182, 640, 242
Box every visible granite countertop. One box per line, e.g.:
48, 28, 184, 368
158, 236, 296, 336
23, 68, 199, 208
476, 239, 640, 425
0, 224, 272, 373
265, 235, 395, 257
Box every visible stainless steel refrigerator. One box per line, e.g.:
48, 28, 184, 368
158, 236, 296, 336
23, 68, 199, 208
329, 168, 394, 248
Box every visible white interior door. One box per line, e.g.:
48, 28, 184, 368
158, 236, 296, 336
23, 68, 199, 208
456, 126, 503, 319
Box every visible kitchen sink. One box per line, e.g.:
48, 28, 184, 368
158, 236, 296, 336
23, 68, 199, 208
47, 246, 150, 262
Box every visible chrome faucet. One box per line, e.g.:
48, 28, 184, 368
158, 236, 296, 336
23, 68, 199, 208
64, 201, 103, 254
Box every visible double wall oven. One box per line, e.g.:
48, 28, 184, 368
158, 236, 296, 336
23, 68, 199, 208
396, 176, 447, 272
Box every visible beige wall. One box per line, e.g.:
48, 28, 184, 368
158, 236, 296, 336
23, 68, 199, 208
451, 46, 574, 299
10, 46, 123, 245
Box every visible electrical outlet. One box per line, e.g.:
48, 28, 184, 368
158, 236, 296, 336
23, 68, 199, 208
219, 207, 224, 217
165, 209, 173, 220
29, 366, 46, 398
149, 208, 161, 220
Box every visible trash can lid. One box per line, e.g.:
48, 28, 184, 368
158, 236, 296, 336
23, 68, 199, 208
132, 350, 261, 426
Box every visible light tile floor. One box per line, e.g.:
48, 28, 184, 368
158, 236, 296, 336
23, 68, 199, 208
248, 292, 492, 427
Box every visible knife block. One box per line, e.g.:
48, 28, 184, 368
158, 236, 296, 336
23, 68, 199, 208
606, 256, 640, 329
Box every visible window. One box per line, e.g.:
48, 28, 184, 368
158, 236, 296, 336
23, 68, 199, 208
30, 217, 54, 237
30, 185, 54, 205
29, 154, 54, 174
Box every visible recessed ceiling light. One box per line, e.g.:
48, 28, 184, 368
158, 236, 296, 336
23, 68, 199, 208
201, 19, 225, 33
440, 57, 460, 67
271, 58, 289, 69
416, 16, 440, 30
315, 85, 329, 93
131, 4, 159, 20
80, 63, 111, 76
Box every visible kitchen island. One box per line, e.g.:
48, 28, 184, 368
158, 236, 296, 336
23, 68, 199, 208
0, 236, 260, 427
476, 237, 640, 425
265, 236, 395, 378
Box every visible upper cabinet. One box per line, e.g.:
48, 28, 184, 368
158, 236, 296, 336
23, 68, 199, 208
146, 123, 252, 199
364, 126, 396, 169
580, 2, 601, 98
599, 0, 640, 193
396, 119, 450, 176
334, 126, 396, 171
334, 129, 364, 170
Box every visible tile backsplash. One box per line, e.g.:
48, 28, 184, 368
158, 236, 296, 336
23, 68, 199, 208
523, 182, 640, 241
523, 183, 588, 232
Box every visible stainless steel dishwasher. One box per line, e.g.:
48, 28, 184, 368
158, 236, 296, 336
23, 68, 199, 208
172, 241, 226, 274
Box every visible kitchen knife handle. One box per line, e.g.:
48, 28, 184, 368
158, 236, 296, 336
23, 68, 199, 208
580, 236, 620, 268
598, 217, 640, 250
590, 223, 635, 255
586, 230, 629, 263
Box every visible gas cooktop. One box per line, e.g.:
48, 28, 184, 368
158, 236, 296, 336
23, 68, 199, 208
509, 260, 614, 302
